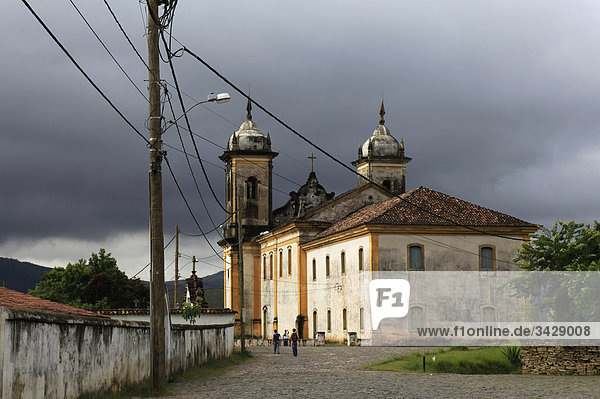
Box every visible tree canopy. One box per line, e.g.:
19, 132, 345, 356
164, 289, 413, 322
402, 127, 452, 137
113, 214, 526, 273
509, 221, 600, 322
29, 249, 149, 310
515, 220, 600, 271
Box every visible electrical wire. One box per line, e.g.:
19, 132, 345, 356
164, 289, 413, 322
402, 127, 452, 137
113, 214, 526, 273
131, 233, 176, 278
163, 154, 225, 258
68, 0, 148, 102
160, 32, 229, 214
21, 0, 151, 147
164, 86, 223, 237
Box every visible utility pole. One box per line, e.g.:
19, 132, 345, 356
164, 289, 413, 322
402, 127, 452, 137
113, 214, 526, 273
147, 0, 166, 391
237, 198, 246, 352
174, 225, 179, 307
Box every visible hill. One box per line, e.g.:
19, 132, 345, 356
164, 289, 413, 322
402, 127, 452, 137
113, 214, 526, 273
163, 270, 224, 308
0, 257, 53, 293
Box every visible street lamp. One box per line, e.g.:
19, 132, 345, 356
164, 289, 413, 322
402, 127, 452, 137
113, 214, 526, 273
163, 92, 231, 133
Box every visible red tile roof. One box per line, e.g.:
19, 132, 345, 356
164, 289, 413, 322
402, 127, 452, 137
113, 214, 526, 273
0, 287, 108, 318
315, 186, 537, 238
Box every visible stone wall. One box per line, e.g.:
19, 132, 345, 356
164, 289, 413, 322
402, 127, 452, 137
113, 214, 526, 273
522, 346, 600, 375
0, 307, 234, 398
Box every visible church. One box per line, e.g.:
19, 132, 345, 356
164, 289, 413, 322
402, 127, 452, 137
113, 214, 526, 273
219, 99, 537, 342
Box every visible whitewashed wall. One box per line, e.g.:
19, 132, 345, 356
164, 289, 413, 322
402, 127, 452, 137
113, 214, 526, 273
306, 235, 371, 342
0, 307, 234, 399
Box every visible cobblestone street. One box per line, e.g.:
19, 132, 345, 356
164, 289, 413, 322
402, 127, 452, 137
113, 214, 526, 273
153, 346, 600, 398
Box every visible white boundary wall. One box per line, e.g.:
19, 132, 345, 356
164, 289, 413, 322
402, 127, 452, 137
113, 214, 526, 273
0, 307, 234, 398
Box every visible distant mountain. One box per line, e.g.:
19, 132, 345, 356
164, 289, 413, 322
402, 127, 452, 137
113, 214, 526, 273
0, 257, 53, 293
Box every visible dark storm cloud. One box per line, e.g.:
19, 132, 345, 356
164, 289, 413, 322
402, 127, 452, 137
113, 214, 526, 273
2, 0, 600, 256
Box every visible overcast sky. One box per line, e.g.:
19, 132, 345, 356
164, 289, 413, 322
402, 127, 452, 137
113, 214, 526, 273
2, 1, 599, 279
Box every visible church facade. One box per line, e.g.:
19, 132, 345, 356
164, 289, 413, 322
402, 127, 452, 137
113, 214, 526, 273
220, 100, 537, 342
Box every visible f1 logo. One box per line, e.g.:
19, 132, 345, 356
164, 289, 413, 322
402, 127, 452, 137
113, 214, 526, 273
369, 279, 410, 330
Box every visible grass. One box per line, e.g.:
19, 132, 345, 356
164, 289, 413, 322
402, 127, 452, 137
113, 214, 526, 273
365, 347, 521, 375
93, 350, 253, 398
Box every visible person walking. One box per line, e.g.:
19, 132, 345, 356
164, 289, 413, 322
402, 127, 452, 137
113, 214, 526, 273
290, 328, 299, 357
283, 329, 289, 346
273, 329, 281, 354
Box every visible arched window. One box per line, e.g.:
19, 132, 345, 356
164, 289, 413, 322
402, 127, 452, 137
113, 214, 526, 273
340, 251, 346, 275
269, 253, 273, 280
358, 248, 364, 271
263, 255, 267, 280
410, 306, 424, 330
246, 176, 257, 199
382, 179, 392, 192
279, 250, 283, 278
342, 308, 347, 331
288, 247, 292, 275
480, 245, 495, 271
360, 307, 365, 331
313, 310, 318, 337
312, 258, 317, 281
408, 244, 424, 270
325, 255, 330, 277
482, 306, 496, 323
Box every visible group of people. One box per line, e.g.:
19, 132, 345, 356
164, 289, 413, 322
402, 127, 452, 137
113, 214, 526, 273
272, 328, 299, 356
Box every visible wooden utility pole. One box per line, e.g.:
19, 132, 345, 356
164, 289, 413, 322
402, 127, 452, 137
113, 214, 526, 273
147, 0, 166, 391
237, 198, 246, 352
174, 225, 179, 307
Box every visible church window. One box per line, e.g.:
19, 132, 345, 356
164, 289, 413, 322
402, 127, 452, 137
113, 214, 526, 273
410, 306, 424, 330
340, 251, 346, 275
263, 256, 267, 280
326, 255, 330, 278
482, 306, 496, 323
408, 244, 424, 270
327, 309, 331, 332
312, 259, 316, 281
269, 253, 273, 280
288, 247, 292, 275
382, 179, 392, 192
246, 176, 257, 200
279, 250, 283, 278
358, 248, 364, 271
360, 307, 365, 331
480, 246, 495, 271
342, 308, 347, 331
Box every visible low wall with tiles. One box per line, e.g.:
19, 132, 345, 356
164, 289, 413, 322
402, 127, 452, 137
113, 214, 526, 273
0, 307, 234, 399
522, 346, 600, 375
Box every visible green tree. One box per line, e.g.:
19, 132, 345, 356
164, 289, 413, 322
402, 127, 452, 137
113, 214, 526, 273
29, 249, 149, 310
510, 221, 600, 322
515, 220, 600, 271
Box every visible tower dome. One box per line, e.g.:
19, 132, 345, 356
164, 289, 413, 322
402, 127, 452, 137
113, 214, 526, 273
226, 98, 271, 152
357, 101, 403, 159
351, 101, 411, 195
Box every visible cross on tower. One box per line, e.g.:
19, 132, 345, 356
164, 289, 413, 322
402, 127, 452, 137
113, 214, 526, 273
308, 153, 316, 172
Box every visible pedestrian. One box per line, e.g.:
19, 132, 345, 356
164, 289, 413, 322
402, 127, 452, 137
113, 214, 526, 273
290, 328, 299, 357
283, 329, 289, 346
273, 329, 281, 354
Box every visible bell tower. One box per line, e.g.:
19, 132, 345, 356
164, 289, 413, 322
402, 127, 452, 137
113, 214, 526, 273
351, 101, 411, 195
219, 98, 278, 243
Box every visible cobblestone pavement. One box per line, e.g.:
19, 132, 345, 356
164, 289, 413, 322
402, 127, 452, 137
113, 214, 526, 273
152, 346, 600, 399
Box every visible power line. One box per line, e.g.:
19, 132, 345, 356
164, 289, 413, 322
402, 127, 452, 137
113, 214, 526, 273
178, 42, 528, 242
68, 0, 148, 102
164, 86, 223, 237
103, 0, 150, 72
20, 0, 151, 147
131, 233, 177, 278
160, 32, 229, 214
163, 154, 225, 260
